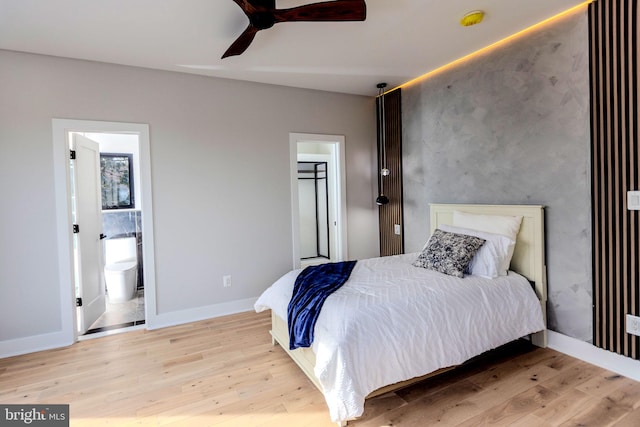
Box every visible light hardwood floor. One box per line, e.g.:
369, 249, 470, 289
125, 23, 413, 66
1, 311, 640, 426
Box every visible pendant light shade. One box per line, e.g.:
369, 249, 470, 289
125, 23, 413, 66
376, 82, 389, 206
375, 194, 389, 205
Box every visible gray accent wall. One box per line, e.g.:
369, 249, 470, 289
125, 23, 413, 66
402, 10, 592, 340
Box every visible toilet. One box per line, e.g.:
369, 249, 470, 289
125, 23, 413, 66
104, 237, 138, 303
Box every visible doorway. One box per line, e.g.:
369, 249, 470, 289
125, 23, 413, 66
77, 132, 146, 336
52, 119, 157, 342
298, 160, 330, 262
289, 133, 348, 269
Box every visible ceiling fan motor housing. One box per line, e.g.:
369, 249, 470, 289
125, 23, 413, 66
250, 12, 276, 30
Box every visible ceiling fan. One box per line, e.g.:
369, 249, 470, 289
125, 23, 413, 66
222, 0, 367, 59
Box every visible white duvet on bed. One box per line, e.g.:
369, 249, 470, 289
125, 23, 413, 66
254, 253, 545, 423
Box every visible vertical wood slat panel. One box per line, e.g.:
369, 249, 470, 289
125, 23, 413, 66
590, 0, 640, 359
613, 0, 621, 353
621, 0, 630, 355
589, 0, 601, 348
377, 89, 403, 256
632, 0, 639, 360
606, 0, 614, 352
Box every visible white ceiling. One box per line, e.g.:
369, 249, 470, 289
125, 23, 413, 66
0, 0, 587, 96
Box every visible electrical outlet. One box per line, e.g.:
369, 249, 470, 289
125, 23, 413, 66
223, 275, 232, 288
628, 191, 640, 210
626, 314, 640, 336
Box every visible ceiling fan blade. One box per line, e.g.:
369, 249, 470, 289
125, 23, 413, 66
273, 0, 366, 23
230, 0, 257, 15
249, 0, 275, 9
222, 25, 260, 58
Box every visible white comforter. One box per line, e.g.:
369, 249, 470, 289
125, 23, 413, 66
254, 253, 545, 423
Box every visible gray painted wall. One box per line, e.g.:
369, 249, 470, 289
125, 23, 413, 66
0, 50, 377, 351
402, 10, 592, 341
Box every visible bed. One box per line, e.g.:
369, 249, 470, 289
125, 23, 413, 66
254, 204, 547, 425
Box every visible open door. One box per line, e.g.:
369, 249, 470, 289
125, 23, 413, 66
71, 134, 106, 334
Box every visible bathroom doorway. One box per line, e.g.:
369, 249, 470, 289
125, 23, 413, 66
289, 133, 347, 269
78, 132, 146, 336
52, 119, 157, 342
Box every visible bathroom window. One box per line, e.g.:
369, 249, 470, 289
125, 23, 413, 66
101, 153, 135, 210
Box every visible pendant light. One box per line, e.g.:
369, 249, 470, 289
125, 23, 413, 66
376, 82, 389, 205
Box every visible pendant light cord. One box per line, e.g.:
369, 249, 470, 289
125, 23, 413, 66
380, 88, 387, 173
376, 83, 389, 206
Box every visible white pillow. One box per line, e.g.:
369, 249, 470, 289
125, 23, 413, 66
452, 210, 523, 241
439, 224, 516, 278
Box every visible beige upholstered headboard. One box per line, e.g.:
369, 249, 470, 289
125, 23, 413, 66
429, 204, 547, 346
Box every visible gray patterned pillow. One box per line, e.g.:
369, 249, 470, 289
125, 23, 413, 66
413, 229, 486, 278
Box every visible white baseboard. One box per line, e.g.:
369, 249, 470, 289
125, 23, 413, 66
147, 297, 258, 330
1, 298, 258, 359
0, 330, 74, 359
547, 329, 640, 382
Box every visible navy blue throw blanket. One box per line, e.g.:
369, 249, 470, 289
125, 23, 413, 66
287, 260, 357, 350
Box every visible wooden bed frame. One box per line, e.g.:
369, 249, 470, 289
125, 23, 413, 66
270, 204, 547, 426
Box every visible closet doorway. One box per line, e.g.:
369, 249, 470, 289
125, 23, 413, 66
298, 160, 330, 262
289, 133, 347, 269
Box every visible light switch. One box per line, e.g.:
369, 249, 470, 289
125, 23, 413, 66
394, 224, 401, 235
628, 191, 640, 210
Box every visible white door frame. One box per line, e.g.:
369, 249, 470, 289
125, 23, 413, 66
52, 119, 157, 342
289, 133, 348, 269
